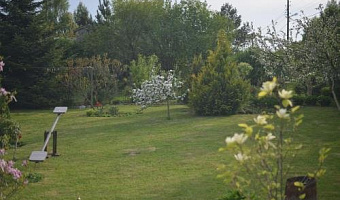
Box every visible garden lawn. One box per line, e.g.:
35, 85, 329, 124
8, 105, 340, 200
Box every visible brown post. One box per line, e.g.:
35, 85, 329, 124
52, 131, 59, 156
285, 176, 317, 200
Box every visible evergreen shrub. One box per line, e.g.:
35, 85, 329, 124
189, 31, 250, 116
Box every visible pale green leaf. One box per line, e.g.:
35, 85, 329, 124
308, 173, 315, 178
238, 123, 248, 128
296, 114, 304, 120
245, 127, 253, 136
238, 124, 253, 136
264, 124, 275, 130
258, 91, 267, 98
295, 120, 303, 127
282, 99, 289, 107
295, 144, 303, 150
292, 106, 300, 113
299, 193, 306, 199
294, 181, 304, 188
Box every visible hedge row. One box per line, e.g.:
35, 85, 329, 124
292, 95, 333, 107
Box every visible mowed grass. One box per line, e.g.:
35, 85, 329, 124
8, 105, 340, 200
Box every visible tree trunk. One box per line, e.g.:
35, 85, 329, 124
331, 78, 340, 111
306, 78, 313, 96
167, 99, 170, 120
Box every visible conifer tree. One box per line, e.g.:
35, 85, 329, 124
190, 30, 251, 115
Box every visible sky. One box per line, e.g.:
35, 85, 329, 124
69, 0, 331, 33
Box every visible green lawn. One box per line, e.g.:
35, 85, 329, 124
8, 105, 340, 200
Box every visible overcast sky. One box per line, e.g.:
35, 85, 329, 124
69, 0, 331, 32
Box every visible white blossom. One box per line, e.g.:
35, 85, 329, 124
234, 133, 248, 144
263, 133, 276, 150
265, 133, 276, 141
261, 80, 276, 94
225, 136, 235, 145
276, 109, 289, 119
234, 153, 249, 162
132, 70, 186, 109
226, 133, 248, 145
278, 89, 293, 99
254, 115, 268, 125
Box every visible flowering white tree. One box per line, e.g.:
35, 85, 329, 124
294, 2, 340, 110
132, 70, 185, 119
255, 2, 340, 110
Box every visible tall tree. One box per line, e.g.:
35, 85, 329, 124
0, 0, 75, 108
255, 25, 293, 84
255, 1, 340, 111
0, 0, 47, 108
41, 0, 77, 37
152, 0, 233, 70
220, 3, 254, 50
220, 3, 241, 28
73, 2, 93, 27
296, 1, 340, 110
96, 0, 113, 24
79, 0, 233, 67
112, 0, 164, 63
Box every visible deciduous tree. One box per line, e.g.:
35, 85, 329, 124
295, 1, 340, 110
132, 69, 184, 119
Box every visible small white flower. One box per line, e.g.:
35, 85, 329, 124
276, 109, 290, 119
263, 133, 276, 150
261, 80, 276, 93
278, 89, 293, 99
265, 133, 276, 141
225, 136, 235, 145
234, 153, 249, 162
254, 115, 267, 125
225, 133, 248, 145
233, 133, 248, 145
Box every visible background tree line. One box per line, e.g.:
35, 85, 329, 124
0, 0, 338, 113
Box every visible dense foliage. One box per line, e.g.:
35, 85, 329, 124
0, 0, 338, 113
190, 31, 251, 116
0, 0, 75, 108
219, 77, 330, 200
0, 56, 20, 148
0, 58, 27, 199
295, 1, 340, 110
255, 1, 340, 111
62, 55, 121, 106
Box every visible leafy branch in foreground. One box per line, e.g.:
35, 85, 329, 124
218, 77, 330, 200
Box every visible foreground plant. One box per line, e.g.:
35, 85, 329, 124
218, 77, 330, 200
0, 149, 28, 199
0, 57, 21, 154
0, 57, 27, 199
